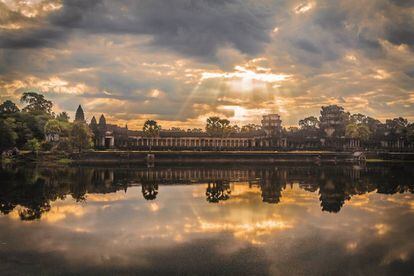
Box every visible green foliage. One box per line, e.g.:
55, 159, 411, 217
70, 122, 92, 152
0, 118, 18, 151
41, 141, 54, 151
345, 123, 371, 141
56, 112, 70, 122
143, 120, 161, 151
143, 120, 161, 137
44, 119, 62, 136
241, 124, 261, 132
206, 116, 232, 136
26, 138, 41, 153
407, 124, 414, 142
15, 112, 50, 142
0, 100, 20, 115
20, 92, 53, 115
298, 116, 320, 137
57, 158, 72, 165
385, 117, 409, 139
55, 140, 73, 153
299, 116, 319, 129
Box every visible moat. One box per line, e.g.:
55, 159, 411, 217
0, 163, 413, 275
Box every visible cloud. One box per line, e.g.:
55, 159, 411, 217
0, 0, 413, 127
46, 0, 277, 61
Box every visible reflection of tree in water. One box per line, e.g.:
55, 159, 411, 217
260, 170, 286, 204
0, 166, 123, 220
141, 180, 158, 200
0, 168, 60, 220
140, 169, 159, 200
206, 180, 231, 203
372, 165, 414, 194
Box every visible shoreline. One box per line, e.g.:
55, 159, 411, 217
3, 150, 414, 166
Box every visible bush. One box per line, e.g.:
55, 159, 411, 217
55, 140, 73, 153
25, 138, 40, 153
41, 141, 53, 151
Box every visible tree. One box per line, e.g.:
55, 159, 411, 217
20, 92, 53, 115
26, 138, 40, 154
70, 122, 92, 152
143, 120, 161, 151
407, 123, 414, 143
206, 116, 221, 135
56, 112, 70, 122
0, 118, 18, 151
230, 125, 240, 133
299, 116, 319, 129
350, 113, 367, 125
171, 127, 185, 132
345, 123, 371, 141
364, 116, 382, 136
187, 128, 203, 133
44, 119, 62, 141
13, 119, 33, 148
385, 117, 408, 139
206, 116, 231, 137
0, 100, 20, 115
220, 119, 231, 136
299, 116, 319, 137
241, 124, 261, 133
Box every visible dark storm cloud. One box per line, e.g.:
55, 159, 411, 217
376, 0, 414, 50
0, 27, 65, 49
21, 0, 276, 60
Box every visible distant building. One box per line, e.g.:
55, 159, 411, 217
261, 114, 282, 137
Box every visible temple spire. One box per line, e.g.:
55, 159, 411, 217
99, 114, 106, 126
75, 105, 85, 122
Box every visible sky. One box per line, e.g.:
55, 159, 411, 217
0, 0, 413, 129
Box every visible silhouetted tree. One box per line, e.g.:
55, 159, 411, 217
143, 120, 161, 151
70, 122, 92, 152
206, 180, 231, 203
20, 92, 53, 115
0, 100, 20, 115
56, 111, 70, 122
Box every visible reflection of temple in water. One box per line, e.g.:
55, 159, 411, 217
0, 164, 413, 220
259, 169, 286, 204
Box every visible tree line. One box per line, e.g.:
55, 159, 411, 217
0, 92, 92, 153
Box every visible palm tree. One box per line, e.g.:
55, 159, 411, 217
143, 120, 161, 151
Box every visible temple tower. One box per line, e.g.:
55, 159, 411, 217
75, 105, 85, 122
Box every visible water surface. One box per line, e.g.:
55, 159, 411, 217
0, 164, 413, 275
